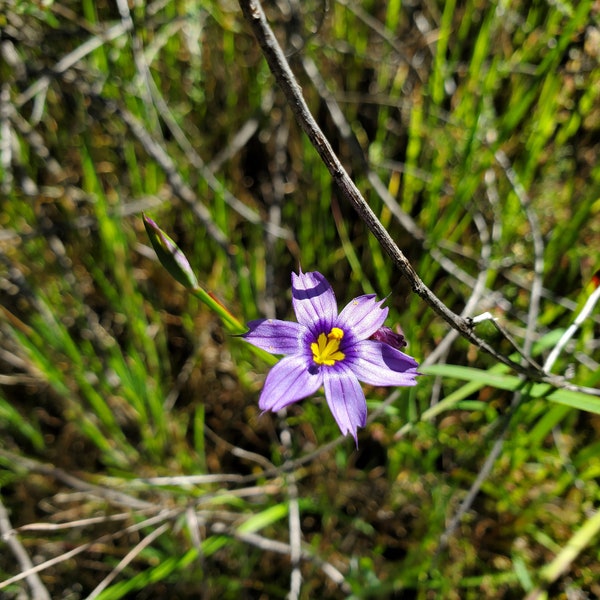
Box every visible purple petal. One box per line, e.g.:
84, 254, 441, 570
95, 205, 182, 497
336, 295, 388, 341
348, 340, 419, 387
292, 270, 337, 332
323, 365, 367, 444
243, 319, 306, 355
258, 355, 323, 412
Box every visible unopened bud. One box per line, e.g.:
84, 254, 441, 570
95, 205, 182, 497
143, 214, 199, 290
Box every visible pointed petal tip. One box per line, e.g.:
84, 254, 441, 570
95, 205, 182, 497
243, 319, 305, 355
337, 294, 389, 340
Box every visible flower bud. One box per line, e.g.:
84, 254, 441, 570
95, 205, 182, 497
143, 214, 199, 290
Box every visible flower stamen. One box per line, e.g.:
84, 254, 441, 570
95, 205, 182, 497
311, 327, 345, 366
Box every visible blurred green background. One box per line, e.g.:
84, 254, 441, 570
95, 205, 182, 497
0, 0, 599, 598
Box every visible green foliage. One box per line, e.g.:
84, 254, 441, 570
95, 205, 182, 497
0, 0, 599, 598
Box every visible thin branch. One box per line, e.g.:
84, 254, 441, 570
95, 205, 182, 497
261, 95, 290, 317
421, 212, 493, 370
237, 0, 560, 384
335, 0, 425, 78
434, 154, 545, 555
4, 513, 131, 537
494, 149, 545, 358
209, 522, 350, 593
104, 99, 233, 255
86, 523, 170, 599
139, 63, 292, 241
0, 510, 177, 591
544, 280, 600, 373
280, 425, 302, 600
0, 495, 51, 600
433, 394, 525, 559
0, 82, 13, 195
16, 22, 132, 110
0, 449, 152, 511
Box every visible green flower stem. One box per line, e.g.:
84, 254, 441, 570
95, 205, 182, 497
191, 286, 245, 335
190, 286, 277, 366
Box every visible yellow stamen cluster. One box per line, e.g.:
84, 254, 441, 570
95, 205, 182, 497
311, 327, 345, 366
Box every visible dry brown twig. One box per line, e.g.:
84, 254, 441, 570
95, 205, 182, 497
236, 0, 570, 386
0, 495, 51, 600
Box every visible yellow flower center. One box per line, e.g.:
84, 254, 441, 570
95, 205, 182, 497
311, 327, 345, 366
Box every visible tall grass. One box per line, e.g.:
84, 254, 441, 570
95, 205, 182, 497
0, 0, 599, 598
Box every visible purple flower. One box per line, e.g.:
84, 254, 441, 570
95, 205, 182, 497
243, 270, 419, 444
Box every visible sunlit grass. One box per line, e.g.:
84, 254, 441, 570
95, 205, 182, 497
0, 0, 599, 598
